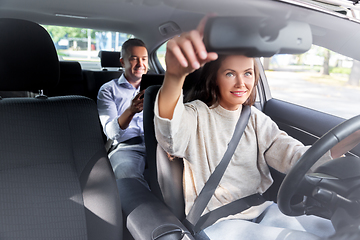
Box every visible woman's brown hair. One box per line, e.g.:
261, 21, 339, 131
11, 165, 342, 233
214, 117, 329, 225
185, 55, 260, 107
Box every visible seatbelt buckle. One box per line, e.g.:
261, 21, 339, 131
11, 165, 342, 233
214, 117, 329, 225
181, 219, 196, 236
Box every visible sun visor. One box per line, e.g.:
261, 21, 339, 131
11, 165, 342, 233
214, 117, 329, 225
203, 16, 312, 57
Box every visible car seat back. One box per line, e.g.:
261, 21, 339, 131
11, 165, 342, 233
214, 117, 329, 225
83, 51, 123, 102
142, 69, 203, 221
46, 61, 88, 97
0, 18, 122, 239
144, 85, 186, 220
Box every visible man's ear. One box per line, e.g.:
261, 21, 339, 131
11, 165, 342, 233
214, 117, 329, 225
120, 58, 125, 67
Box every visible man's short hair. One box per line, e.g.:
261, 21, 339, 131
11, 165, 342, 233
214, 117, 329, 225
121, 38, 147, 59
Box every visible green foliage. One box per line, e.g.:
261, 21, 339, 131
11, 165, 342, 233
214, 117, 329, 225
42, 25, 96, 43
330, 67, 351, 75
56, 50, 68, 56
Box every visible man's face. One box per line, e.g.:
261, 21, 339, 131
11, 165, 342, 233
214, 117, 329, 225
121, 46, 148, 82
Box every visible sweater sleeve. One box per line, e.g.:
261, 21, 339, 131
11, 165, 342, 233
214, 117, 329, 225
154, 91, 197, 157
253, 107, 332, 173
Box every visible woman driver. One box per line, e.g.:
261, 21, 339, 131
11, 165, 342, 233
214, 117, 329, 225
154, 15, 360, 240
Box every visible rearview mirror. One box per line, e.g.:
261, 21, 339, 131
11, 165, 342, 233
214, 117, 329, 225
203, 16, 312, 57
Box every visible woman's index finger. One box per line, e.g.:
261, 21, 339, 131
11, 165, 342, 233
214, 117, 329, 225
196, 13, 217, 37
196, 16, 209, 37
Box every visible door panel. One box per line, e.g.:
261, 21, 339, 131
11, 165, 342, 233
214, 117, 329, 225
263, 98, 360, 157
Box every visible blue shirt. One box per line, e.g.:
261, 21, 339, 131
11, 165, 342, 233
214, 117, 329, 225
97, 74, 143, 145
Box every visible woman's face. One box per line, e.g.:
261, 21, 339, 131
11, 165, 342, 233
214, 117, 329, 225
216, 55, 255, 111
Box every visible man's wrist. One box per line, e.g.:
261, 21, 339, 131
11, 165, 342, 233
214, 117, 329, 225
118, 108, 135, 130
117, 117, 125, 130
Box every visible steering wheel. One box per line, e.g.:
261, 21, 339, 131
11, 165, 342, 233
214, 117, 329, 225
277, 115, 360, 216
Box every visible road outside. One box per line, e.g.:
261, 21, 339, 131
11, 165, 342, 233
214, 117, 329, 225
265, 71, 360, 119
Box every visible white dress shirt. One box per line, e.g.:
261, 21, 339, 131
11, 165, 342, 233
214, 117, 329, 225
97, 74, 144, 145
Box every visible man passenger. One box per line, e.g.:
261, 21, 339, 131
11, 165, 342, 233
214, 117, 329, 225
97, 38, 149, 187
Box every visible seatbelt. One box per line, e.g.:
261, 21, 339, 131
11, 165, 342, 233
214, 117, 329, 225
105, 139, 114, 153
182, 105, 265, 234
192, 193, 265, 233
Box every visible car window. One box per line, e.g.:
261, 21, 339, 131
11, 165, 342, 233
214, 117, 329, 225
156, 42, 360, 119
42, 25, 133, 70
156, 41, 167, 70
263, 45, 360, 119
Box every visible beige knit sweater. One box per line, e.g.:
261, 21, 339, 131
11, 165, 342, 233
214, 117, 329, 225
154, 93, 331, 220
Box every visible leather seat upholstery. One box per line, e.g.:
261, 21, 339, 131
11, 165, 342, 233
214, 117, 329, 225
0, 18, 122, 239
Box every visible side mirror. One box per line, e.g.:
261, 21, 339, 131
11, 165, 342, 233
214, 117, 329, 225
203, 16, 312, 57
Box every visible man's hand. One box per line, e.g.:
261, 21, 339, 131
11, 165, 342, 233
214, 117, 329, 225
129, 90, 145, 114
118, 90, 145, 130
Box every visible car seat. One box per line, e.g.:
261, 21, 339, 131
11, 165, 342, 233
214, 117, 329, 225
115, 70, 206, 240
99, 50, 122, 70
143, 85, 186, 220
116, 71, 206, 240
83, 51, 123, 102
46, 61, 89, 97
0, 18, 123, 239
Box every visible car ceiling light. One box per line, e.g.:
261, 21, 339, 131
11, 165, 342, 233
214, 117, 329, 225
55, 14, 88, 19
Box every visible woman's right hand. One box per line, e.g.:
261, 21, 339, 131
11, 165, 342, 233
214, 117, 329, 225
158, 15, 218, 120
165, 15, 218, 80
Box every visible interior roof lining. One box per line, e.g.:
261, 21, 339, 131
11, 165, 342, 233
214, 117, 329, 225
1, 0, 360, 60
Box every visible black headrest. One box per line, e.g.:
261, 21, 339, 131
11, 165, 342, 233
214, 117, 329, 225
59, 61, 83, 81
99, 51, 121, 68
0, 18, 59, 91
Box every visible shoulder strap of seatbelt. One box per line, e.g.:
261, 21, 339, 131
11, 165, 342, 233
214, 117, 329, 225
183, 105, 251, 234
